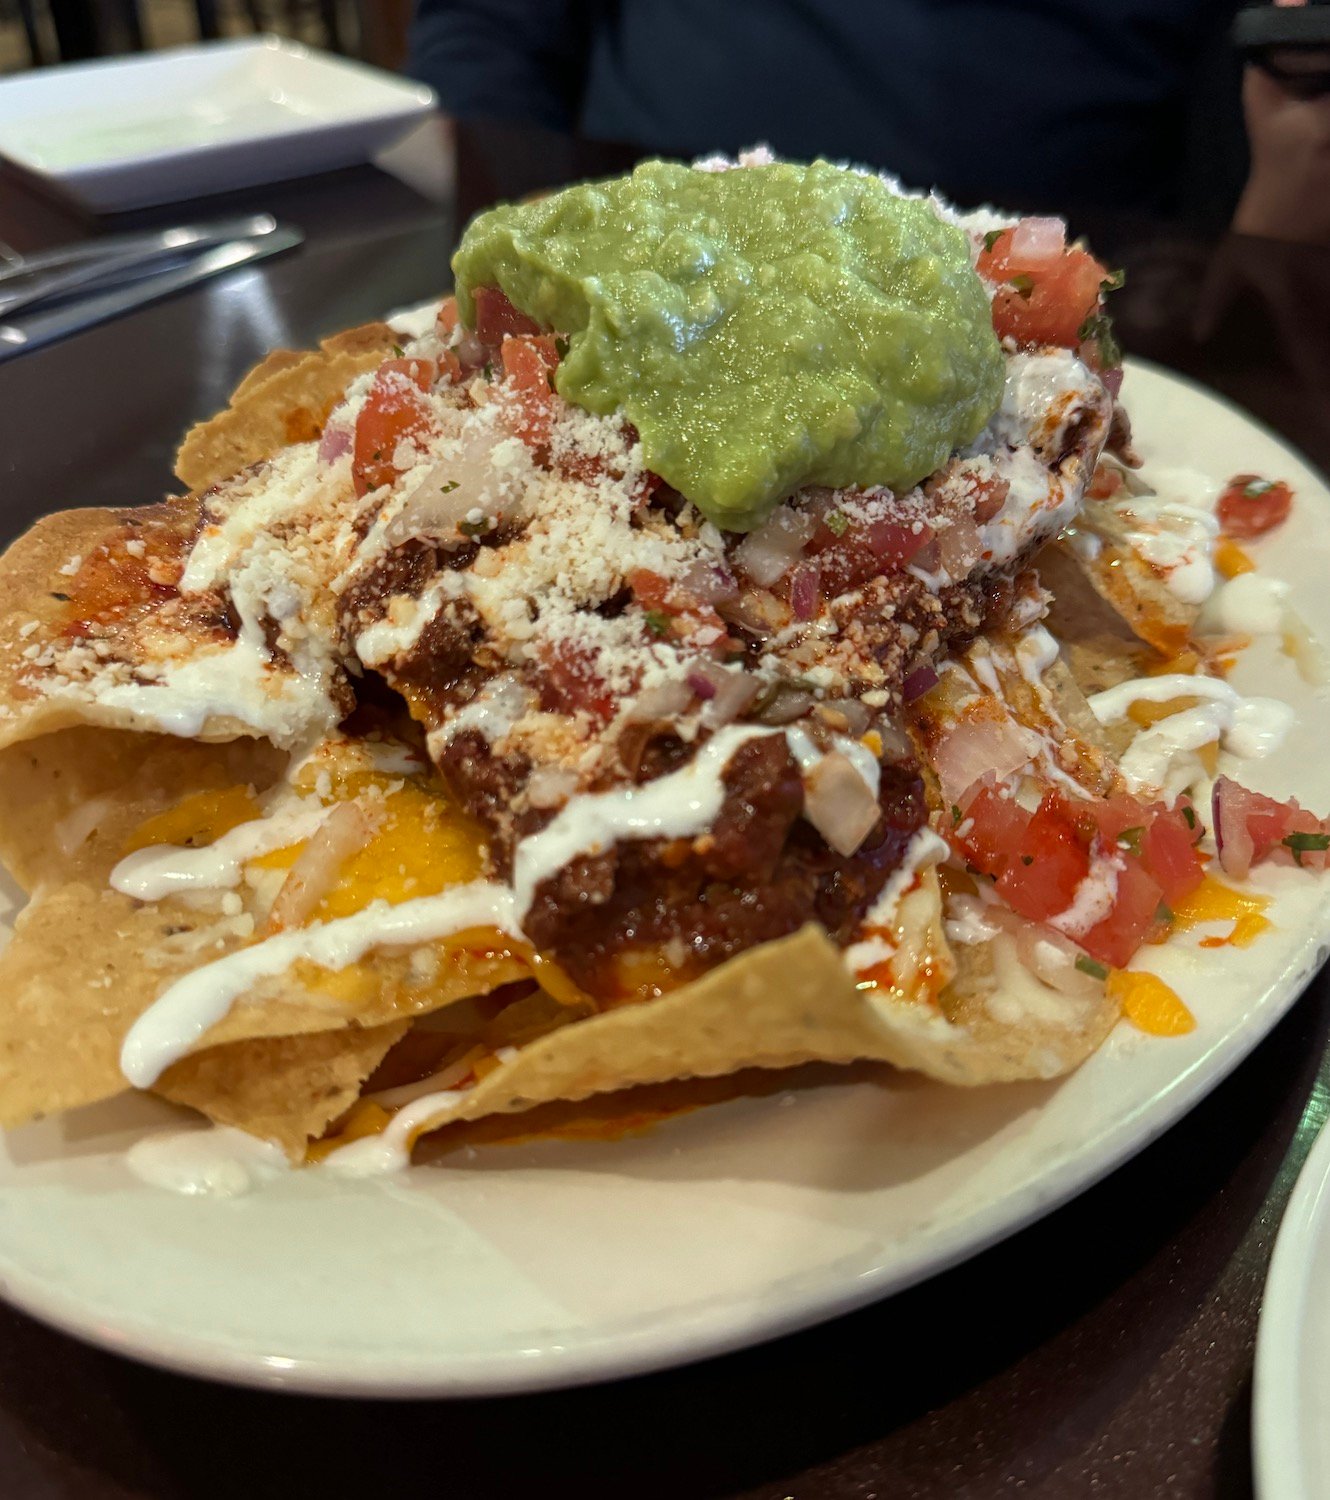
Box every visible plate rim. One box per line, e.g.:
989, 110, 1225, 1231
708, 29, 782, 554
1, 358, 1329, 1398
1253, 1117, 1330, 1500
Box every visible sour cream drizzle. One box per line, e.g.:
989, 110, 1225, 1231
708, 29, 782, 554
323, 1088, 467, 1176
509, 724, 779, 914
119, 882, 519, 1087
1087, 673, 1295, 790
110, 803, 331, 902
117, 721, 892, 1090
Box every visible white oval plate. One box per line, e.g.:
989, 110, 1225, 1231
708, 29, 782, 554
1, 361, 1329, 1398
1254, 1113, 1330, 1500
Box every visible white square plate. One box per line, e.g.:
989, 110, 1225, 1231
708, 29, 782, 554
0, 36, 437, 212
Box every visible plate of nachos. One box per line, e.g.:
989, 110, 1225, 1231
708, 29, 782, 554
0, 152, 1327, 1395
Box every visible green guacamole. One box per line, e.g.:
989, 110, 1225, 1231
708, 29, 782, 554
452, 159, 1003, 532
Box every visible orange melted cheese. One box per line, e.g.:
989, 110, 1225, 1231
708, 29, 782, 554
1171, 875, 1271, 948
1107, 970, 1195, 1036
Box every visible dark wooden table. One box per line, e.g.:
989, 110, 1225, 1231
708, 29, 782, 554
1, 119, 1329, 1500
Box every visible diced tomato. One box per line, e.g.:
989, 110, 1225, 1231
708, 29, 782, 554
1079, 860, 1163, 969
1141, 812, 1205, 907
351, 357, 440, 499
436, 296, 459, 336
995, 794, 1090, 921
473, 285, 542, 345
952, 783, 1030, 876
534, 640, 616, 725
976, 224, 1109, 349
804, 514, 935, 596
956, 783, 1204, 970
628, 567, 733, 649
1216, 475, 1293, 540
1088, 463, 1124, 500
500, 334, 560, 450
1213, 774, 1328, 877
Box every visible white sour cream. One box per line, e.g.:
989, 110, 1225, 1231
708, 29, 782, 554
126, 1125, 288, 1197
110, 802, 330, 902
119, 881, 518, 1087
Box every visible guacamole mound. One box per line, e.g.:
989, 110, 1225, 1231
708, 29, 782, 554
453, 159, 1004, 532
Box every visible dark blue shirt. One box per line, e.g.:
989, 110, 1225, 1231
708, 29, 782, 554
411, 0, 1244, 214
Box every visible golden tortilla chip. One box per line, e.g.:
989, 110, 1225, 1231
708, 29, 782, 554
1058, 500, 1197, 656
0, 878, 533, 1128
0, 726, 285, 892
158, 1022, 408, 1158
174, 321, 399, 493
336, 883, 1118, 1158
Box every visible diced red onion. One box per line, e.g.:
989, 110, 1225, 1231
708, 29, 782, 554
804, 753, 881, 856
903, 665, 939, 702
1015, 922, 1103, 997
690, 660, 761, 726
1101, 367, 1124, 400
933, 716, 1037, 803
790, 562, 822, 621
385, 428, 519, 545
822, 697, 871, 736
733, 506, 816, 587
754, 682, 815, 725
680, 561, 739, 606
318, 421, 352, 464
1212, 775, 1252, 879
627, 678, 694, 723
686, 671, 718, 700
266, 802, 377, 934
1010, 216, 1066, 262
719, 587, 791, 640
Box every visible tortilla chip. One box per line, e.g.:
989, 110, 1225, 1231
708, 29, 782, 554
320, 872, 1120, 1159
0, 878, 534, 1128
174, 321, 399, 493
1058, 501, 1197, 656
0, 504, 281, 753
0, 726, 285, 892
157, 1021, 408, 1158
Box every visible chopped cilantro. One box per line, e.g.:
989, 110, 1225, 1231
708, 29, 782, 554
983, 229, 1004, 252
391, 342, 405, 357
1008, 273, 1035, 299
1182, 805, 1198, 831
1099, 268, 1125, 294
458, 517, 489, 538
825, 510, 850, 537
1075, 955, 1109, 981
951, 804, 963, 826
482, 361, 493, 381
1117, 826, 1144, 857
50, 591, 69, 602
439, 479, 460, 494
1284, 831, 1330, 865
644, 610, 672, 638
1076, 312, 1122, 369
1156, 902, 1174, 925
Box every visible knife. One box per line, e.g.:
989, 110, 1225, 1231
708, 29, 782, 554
0, 225, 304, 361
0, 214, 283, 320
0, 215, 279, 288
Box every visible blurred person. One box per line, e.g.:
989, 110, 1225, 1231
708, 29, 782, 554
1234, 42, 1330, 243
410, 0, 1248, 217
